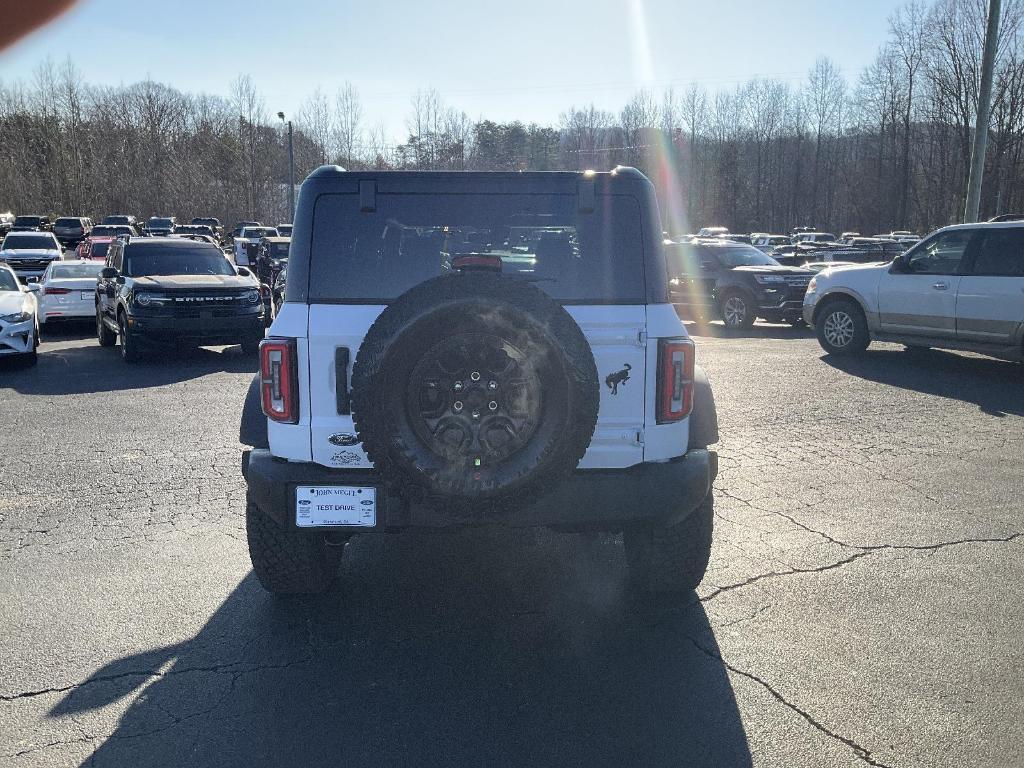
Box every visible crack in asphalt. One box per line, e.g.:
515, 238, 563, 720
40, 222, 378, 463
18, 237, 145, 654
686, 635, 895, 768
0, 655, 313, 705
701, 530, 1024, 603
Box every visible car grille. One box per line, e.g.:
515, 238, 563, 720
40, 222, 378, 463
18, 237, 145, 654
158, 290, 256, 317
6, 259, 53, 271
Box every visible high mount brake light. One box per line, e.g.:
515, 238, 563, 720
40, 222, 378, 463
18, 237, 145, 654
43, 287, 72, 295
656, 338, 694, 424
260, 337, 298, 423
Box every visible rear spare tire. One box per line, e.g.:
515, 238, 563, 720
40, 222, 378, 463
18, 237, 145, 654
351, 272, 599, 504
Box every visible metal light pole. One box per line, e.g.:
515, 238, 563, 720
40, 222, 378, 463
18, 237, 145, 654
964, 0, 1002, 223
277, 111, 295, 221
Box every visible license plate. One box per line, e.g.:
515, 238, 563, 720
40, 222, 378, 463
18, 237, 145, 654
295, 486, 376, 527
80, 291, 91, 300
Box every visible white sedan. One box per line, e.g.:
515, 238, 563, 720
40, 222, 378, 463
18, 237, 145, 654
34, 259, 104, 327
0, 264, 39, 365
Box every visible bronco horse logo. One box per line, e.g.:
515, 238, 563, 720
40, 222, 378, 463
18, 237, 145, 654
605, 363, 632, 395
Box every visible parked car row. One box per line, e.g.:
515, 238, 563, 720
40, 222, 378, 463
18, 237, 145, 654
0, 211, 292, 249
0, 234, 269, 367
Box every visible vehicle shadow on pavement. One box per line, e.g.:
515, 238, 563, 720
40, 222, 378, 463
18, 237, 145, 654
0, 342, 256, 395
824, 348, 1024, 417
50, 530, 752, 768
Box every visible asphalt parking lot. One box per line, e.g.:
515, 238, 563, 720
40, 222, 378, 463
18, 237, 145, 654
1, 321, 1022, 768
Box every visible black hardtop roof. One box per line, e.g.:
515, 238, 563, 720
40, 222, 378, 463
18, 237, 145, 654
123, 237, 220, 250
287, 165, 667, 305
303, 165, 651, 195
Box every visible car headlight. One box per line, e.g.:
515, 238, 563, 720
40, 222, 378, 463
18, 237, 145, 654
134, 292, 168, 306
1, 311, 31, 323
244, 289, 260, 305
754, 275, 786, 284
807, 277, 817, 294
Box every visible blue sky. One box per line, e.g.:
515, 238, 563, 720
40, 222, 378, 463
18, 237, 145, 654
1, 0, 907, 140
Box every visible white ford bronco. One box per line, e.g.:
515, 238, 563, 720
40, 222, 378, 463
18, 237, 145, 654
240, 166, 719, 596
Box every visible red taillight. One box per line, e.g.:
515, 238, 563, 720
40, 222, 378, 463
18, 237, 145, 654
43, 287, 71, 295
260, 337, 299, 423
656, 338, 694, 424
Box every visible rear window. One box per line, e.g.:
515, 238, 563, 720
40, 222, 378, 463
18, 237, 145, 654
123, 244, 235, 277
14, 216, 44, 226
148, 218, 174, 227
90, 241, 110, 258
55, 218, 82, 227
51, 264, 103, 279
309, 192, 646, 303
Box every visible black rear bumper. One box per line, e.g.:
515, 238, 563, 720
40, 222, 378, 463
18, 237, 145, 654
243, 448, 717, 532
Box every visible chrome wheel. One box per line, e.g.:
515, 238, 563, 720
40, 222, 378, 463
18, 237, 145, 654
722, 296, 747, 327
822, 310, 855, 348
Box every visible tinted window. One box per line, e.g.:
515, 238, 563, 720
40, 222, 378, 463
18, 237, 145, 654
712, 245, 779, 267
123, 244, 234, 277
148, 218, 174, 227
109, 245, 123, 272
14, 216, 43, 226
55, 218, 83, 227
309, 192, 646, 302
50, 264, 103, 279
90, 242, 110, 258
3, 233, 56, 249
905, 230, 972, 275
971, 228, 1024, 276
268, 243, 290, 258
0, 268, 18, 291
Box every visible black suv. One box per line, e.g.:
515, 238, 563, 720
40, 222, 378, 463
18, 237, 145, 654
142, 216, 176, 236
96, 237, 265, 362
12, 215, 53, 232
53, 216, 93, 247
667, 239, 814, 327
190, 217, 224, 241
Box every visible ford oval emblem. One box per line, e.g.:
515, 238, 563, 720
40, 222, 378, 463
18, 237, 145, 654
328, 433, 359, 447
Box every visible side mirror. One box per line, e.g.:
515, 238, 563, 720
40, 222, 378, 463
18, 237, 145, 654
25, 283, 40, 293
236, 266, 252, 277
100, 267, 117, 279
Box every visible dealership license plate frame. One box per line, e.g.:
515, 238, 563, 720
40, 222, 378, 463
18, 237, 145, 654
295, 485, 377, 528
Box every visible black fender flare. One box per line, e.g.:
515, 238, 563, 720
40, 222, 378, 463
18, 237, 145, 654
240, 374, 269, 449
688, 365, 719, 449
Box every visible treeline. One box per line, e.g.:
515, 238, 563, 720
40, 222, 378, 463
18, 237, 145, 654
2, 0, 1023, 236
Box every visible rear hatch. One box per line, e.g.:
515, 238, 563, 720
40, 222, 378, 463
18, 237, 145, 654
296, 187, 651, 470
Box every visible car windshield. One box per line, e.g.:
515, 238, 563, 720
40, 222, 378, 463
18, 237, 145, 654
123, 245, 235, 277
50, 264, 103, 279
3, 234, 55, 249
0, 269, 18, 291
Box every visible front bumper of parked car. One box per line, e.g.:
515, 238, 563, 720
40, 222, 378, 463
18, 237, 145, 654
0, 317, 35, 355
128, 311, 264, 345
242, 448, 717, 533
